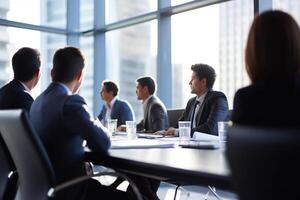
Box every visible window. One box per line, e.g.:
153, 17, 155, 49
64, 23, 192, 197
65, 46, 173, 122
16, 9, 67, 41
105, 0, 157, 24
171, 0, 253, 109
106, 21, 157, 121
6, 0, 66, 28
273, 0, 300, 24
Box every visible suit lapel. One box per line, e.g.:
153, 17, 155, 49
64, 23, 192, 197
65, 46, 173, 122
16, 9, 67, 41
196, 90, 212, 126
187, 97, 197, 121
144, 96, 154, 129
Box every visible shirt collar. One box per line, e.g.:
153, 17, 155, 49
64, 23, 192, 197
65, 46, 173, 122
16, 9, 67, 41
196, 91, 207, 103
143, 95, 153, 111
56, 82, 72, 94
19, 81, 30, 93
143, 95, 152, 105
106, 96, 118, 109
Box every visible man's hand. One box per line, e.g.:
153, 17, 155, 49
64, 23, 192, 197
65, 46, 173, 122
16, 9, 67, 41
164, 127, 176, 136
154, 127, 176, 136
117, 125, 126, 132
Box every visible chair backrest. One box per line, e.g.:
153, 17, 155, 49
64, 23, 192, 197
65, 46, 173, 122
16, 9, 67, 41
0, 110, 56, 200
227, 125, 300, 200
167, 109, 184, 127
0, 136, 17, 200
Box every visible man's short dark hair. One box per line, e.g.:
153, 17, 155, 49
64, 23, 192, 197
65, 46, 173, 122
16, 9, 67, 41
102, 81, 118, 97
12, 47, 40, 82
52, 47, 85, 83
191, 64, 216, 89
136, 76, 156, 95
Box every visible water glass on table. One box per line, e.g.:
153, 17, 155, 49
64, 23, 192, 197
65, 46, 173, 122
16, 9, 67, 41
107, 119, 118, 137
126, 121, 137, 139
178, 121, 191, 144
218, 121, 230, 142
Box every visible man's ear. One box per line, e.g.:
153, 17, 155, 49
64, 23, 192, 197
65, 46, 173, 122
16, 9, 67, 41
36, 69, 41, 79
51, 68, 55, 79
201, 78, 207, 86
76, 69, 84, 82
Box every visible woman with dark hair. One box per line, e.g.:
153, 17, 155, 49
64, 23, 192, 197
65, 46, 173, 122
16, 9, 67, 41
232, 10, 300, 126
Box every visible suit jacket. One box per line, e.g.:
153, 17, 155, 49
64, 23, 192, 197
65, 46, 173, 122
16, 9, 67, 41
0, 80, 33, 112
30, 83, 110, 199
179, 90, 229, 136
232, 78, 300, 127
137, 96, 169, 132
0, 80, 34, 198
98, 98, 135, 127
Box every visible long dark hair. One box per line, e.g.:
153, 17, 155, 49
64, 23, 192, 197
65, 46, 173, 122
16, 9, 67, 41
245, 10, 300, 84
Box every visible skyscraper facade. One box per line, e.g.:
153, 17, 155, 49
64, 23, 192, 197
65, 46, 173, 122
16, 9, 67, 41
0, 0, 10, 87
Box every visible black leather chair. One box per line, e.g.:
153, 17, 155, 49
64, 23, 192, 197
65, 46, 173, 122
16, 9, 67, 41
0, 110, 142, 200
167, 109, 184, 127
0, 136, 18, 200
227, 125, 300, 200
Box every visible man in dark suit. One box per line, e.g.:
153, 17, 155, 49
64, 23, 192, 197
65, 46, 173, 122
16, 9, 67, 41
136, 76, 169, 132
98, 80, 135, 127
164, 63, 228, 136
0, 47, 41, 112
30, 47, 135, 200
133, 76, 168, 200
0, 47, 40, 200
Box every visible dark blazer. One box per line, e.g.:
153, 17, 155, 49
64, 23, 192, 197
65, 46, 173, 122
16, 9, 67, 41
179, 90, 229, 136
232, 79, 300, 127
0, 80, 33, 112
98, 98, 135, 127
137, 95, 169, 132
30, 83, 110, 198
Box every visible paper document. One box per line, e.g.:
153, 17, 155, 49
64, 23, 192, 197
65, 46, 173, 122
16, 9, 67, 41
137, 133, 164, 139
193, 131, 219, 141
111, 138, 175, 149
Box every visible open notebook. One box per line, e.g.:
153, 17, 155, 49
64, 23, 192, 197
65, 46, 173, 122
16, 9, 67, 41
110, 138, 175, 149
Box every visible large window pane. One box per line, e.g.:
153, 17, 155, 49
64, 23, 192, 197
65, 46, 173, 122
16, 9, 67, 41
273, 0, 300, 24
0, 26, 66, 98
80, 0, 93, 31
172, 0, 253, 109
106, 21, 157, 121
4, 0, 66, 28
79, 36, 94, 113
106, 0, 157, 24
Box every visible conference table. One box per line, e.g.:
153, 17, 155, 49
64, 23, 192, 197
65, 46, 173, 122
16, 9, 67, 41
85, 139, 232, 190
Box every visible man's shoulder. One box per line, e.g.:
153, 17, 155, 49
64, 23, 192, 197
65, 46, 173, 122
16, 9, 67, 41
0, 80, 32, 100
115, 98, 130, 107
206, 90, 228, 101
150, 96, 166, 108
64, 94, 86, 106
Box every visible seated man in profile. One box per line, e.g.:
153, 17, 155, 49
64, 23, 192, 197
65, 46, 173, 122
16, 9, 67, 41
0, 47, 41, 111
98, 80, 135, 127
162, 63, 228, 136
136, 76, 169, 132
30, 47, 135, 200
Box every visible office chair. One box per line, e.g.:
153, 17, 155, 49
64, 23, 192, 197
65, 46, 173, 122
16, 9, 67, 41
227, 125, 300, 200
0, 136, 18, 200
0, 110, 142, 200
167, 109, 184, 127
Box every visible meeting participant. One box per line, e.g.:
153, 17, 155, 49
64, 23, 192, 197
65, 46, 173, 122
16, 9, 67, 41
134, 76, 168, 200
163, 63, 228, 136
136, 76, 169, 132
0, 47, 41, 112
98, 80, 135, 127
30, 47, 135, 200
0, 47, 41, 200
232, 10, 300, 126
